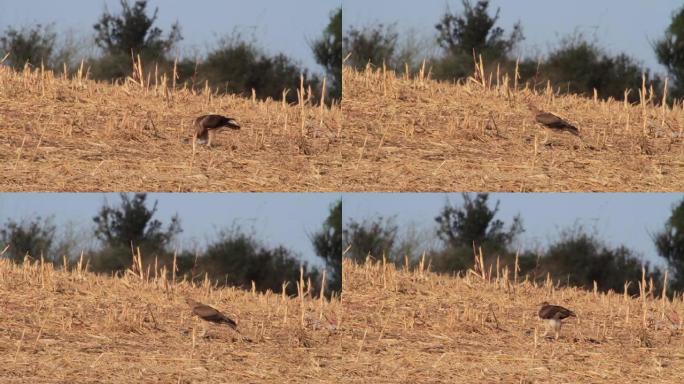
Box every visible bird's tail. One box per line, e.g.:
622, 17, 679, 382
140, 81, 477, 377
565, 125, 580, 136
225, 118, 241, 129
221, 316, 239, 330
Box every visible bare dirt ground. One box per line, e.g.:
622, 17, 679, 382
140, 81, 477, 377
341, 258, 684, 382
342, 66, 684, 191
0, 66, 341, 192
0, 258, 344, 383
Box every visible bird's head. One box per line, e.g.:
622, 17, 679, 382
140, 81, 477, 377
526, 102, 541, 114
539, 301, 550, 307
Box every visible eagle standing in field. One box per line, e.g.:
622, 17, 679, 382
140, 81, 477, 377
538, 301, 576, 339
527, 103, 580, 136
186, 297, 238, 330
192, 114, 241, 150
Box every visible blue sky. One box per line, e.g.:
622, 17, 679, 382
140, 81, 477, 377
343, 0, 680, 73
0, 0, 340, 73
0, 193, 340, 267
343, 193, 684, 268
2, 193, 681, 269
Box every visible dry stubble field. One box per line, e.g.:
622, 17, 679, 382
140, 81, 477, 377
342, 66, 684, 191
0, 65, 341, 191
342, 258, 684, 383
0, 257, 346, 383
5, 251, 683, 383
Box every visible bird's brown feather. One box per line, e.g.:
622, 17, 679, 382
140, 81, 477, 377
526, 102, 579, 136
186, 298, 237, 329
538, 302, 576, 320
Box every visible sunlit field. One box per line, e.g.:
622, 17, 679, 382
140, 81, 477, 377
342, 65, 684, 191
0, 64, 342, 191
341, 257, 684, 382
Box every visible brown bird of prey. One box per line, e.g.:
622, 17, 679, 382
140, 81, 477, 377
186, 298, 237, 330
538, 301, 576, 339
527, 103, 580, 136
192, 114, 241, 150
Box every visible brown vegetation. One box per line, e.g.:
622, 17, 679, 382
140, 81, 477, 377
0, 64, 341, 191
342, 66, 684, 191
0, 256, 343, 382
342, 257, 684, 382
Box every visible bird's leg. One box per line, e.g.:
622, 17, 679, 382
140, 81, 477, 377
554, 321, 561, 340
192, 133, 197, 153
207, 131, 213, 148
541, 130, 549, 145
541, 321, 549, 338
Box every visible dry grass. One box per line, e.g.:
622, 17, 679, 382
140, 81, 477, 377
0, 256, 344, 383
342, 66, 684, 191
0, 64, 341, 191
342, 257, 684, 382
